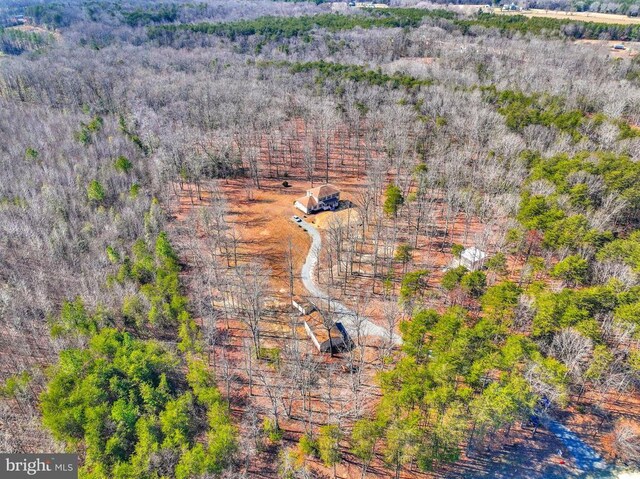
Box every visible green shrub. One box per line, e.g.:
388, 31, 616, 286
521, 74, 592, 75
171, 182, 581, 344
263, 417, 283, 443
87, 180, 106, 203
299, 433, 318, 457
114, 155, 133, 173
441, 266, 468, 291
551, 255, 589, 286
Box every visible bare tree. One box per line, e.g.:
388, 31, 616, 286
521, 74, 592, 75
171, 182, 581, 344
234, 260, 270, 358
549, 328, 593, 382
612, 422, 640, 464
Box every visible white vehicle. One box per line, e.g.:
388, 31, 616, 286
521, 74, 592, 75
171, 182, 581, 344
293, 215, 302, 222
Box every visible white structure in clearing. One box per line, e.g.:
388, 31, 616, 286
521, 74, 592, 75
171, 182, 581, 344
294, 184, 340, 214
460, 247, 487, 271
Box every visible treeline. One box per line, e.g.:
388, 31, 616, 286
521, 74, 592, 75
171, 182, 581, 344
147, 8, 455, 41
277, 59, 633, 141
507, 150, 640, 387
24, 3, 74, 28
120, 4, 180, 27
42, 329, 236, 479
14, 2, 640, 44
118, 2, 213, 27
1, 105, 238, 475
458, 13, 640, 41
374, 268, 639, 473
438, 0, 640, 15
145, 8, 640, 45
481, 86, 587, 140
264, 59, 433, 89
13, 1, 225, 29
480, 87, 638, 141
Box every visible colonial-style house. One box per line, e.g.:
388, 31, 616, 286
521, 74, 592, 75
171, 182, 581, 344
294, 184, 340, 215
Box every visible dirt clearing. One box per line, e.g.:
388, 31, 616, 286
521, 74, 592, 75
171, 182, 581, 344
575, 39, 640, 58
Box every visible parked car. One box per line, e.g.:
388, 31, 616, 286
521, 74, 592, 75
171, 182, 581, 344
293, 215, 302, 222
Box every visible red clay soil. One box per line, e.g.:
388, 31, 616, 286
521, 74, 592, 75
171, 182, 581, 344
167, 119, 636, 478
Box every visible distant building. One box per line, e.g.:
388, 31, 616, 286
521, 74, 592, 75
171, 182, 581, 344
7, 15, 27, 26
354, 2, 389, 8
294, 184, 340, 215
303, 311, 352, 353
460, 247, 487, 271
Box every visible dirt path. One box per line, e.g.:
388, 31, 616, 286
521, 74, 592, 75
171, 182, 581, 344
295, 217, 402, 344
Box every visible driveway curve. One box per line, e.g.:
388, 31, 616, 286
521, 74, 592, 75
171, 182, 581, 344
294, 217, 401, 344
543, 417, 611, 477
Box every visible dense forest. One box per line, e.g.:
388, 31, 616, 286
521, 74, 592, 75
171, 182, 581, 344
0, 1, 639, 478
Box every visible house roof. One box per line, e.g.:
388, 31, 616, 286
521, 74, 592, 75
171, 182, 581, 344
308, 184, 339, 199
296, 195, 317, 209
304, 311, 343, 344
461, 247, 487, 263
292, 296, 315, 310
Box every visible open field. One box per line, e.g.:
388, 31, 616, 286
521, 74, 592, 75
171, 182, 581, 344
5, 24, 62, 41
6, 24, 54, 35
494, 8, 640, 25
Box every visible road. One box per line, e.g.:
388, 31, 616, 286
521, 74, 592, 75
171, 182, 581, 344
293, 217, 401, 344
